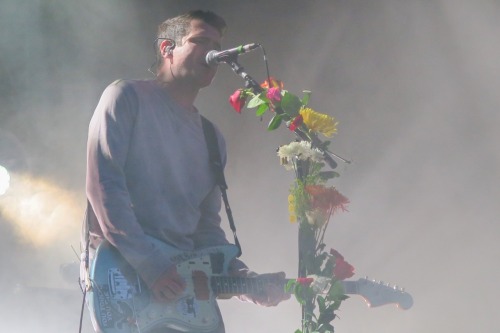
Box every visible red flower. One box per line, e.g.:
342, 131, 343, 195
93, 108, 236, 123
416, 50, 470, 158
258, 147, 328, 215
261, 77, 284, 89
330, 248, 344, 260
296, 277, 314, 286
266, 87, 282, 102
330, 248, 355, 280
289, 115, 303, 132
229, 89, 246, 113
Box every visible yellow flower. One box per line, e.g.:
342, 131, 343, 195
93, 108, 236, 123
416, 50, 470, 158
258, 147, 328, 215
288, 194, 297, 223
299, 107, 338, 137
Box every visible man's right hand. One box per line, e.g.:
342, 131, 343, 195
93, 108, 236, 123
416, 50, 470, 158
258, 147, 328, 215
151, 266, 186, 302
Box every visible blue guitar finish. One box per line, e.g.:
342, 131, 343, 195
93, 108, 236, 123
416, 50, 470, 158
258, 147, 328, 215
87, 240, 239, 333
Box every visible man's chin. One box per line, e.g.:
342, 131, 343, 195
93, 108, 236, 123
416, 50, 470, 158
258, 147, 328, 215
198, 76, 216, 89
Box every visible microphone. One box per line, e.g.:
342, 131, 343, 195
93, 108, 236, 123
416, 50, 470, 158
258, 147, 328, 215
205, 43, 260, 66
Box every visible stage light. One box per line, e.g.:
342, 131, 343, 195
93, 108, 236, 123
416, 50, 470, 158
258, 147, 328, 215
0, 130, 84, 246
0, 165, 10, 196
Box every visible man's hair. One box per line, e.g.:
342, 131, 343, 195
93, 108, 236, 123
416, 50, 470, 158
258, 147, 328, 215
155, 10, 226, 65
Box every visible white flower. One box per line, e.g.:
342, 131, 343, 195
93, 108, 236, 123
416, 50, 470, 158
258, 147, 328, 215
309, 275, 332, 294
305, 209, 328, 227
277, 141, 324, 170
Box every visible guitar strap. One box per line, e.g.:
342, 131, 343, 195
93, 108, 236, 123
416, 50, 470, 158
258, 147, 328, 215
201, 115, 242, 257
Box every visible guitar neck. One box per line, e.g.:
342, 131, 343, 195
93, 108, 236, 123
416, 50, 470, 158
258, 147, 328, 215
211, 276, 356, 296
340, 280, 358, 294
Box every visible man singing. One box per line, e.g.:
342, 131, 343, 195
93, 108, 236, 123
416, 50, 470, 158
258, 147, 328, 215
82, 9, 289, 333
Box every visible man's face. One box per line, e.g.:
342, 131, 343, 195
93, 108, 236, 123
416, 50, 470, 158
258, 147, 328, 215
169, 19, 222, 88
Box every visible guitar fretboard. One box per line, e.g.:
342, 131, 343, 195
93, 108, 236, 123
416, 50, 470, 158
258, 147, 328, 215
211, 276, 267, 295
210, 276, 356, 296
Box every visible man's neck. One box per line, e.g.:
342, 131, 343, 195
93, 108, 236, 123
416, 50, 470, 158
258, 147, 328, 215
157, 77, 199, 112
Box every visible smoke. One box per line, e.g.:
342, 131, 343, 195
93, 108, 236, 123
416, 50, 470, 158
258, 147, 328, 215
0, 173, 84, 246
0, 0, 499, 332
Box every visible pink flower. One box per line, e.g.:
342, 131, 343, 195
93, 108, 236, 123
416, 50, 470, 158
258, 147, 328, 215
330, 248, 355, 280
229, 89, 246, 113
266, 87, 281, 102
296, 277, 314, 286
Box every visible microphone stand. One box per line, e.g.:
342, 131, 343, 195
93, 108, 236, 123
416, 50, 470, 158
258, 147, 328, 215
225, 56, 348, 332
225, 57, 350, 169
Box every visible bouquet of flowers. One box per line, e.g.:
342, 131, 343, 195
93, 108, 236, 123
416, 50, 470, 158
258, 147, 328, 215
229, 78, 354, 333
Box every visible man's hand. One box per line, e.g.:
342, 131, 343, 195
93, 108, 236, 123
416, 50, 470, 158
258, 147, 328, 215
151, 266, 186, 302
234, 271, 291, 307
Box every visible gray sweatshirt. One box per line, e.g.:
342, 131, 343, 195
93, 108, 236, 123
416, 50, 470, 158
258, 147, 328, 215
86, 79, 244, 287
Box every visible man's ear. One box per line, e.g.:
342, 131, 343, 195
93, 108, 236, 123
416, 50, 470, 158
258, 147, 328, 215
160, 39, 176, 57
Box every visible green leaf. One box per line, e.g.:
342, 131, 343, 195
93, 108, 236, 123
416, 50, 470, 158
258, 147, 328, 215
317, 295, 326, 313
319, 323, 334, 333
255, 103, 269, 117
247, 92, 267, 108
331, 299, 342, 311
294, 284, 306, 305
328, 280, 346, 302
321, 258, 334, 276
281, 91, 303, 117
318, 171, 340, 181
302, 90, 311, 106
267, 114, 283, 131
285, 279, 297, 293
317, 310, 336, 328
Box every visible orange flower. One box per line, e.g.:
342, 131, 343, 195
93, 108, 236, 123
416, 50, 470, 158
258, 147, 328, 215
261, 77, 284, 89
305, 185, 349, 213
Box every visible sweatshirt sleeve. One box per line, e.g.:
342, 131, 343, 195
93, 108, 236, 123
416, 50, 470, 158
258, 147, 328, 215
86, 80, 174, 287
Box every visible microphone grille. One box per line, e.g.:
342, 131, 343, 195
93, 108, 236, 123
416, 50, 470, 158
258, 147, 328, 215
205, 50, 219, 66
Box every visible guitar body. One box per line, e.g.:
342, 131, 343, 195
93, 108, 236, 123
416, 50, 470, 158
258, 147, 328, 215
87, 240, 239, 333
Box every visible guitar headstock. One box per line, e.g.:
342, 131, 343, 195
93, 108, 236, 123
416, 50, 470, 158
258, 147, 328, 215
353, 277, 413, 310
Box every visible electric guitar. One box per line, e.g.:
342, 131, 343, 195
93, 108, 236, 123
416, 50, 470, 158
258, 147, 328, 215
87, 240, 413, 333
